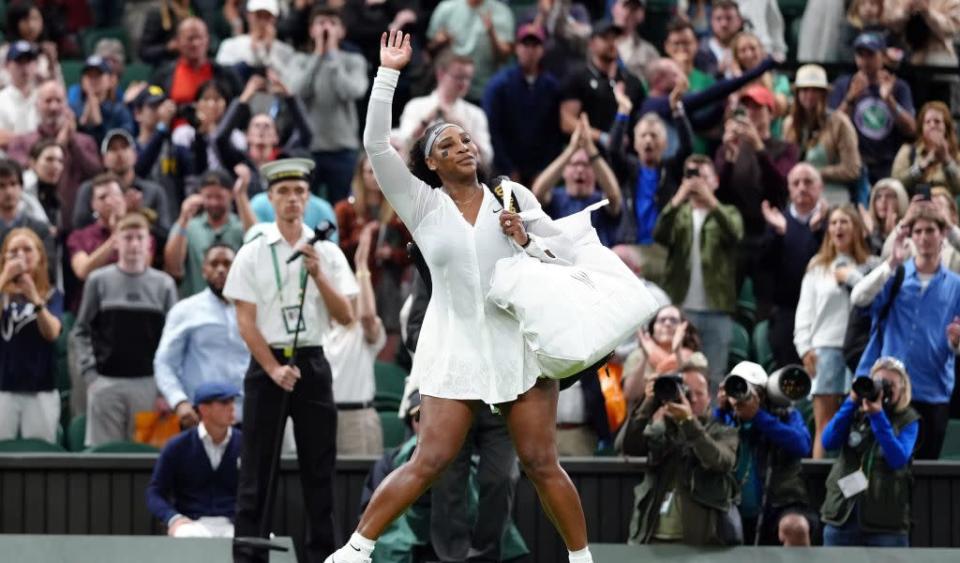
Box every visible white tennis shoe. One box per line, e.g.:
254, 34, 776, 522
323, 543, 372, 563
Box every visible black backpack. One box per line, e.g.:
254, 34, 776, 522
842, 265, 905, 372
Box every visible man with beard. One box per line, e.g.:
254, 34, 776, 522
154, 244, 250, 429
560, 20, 644, 150
71, 129, 173, 236
164, 169, 249, 297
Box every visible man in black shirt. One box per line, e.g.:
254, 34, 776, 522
559, 20, 644, 151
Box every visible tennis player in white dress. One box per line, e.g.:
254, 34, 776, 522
324, 31, 594, 563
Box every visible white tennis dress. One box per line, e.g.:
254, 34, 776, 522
364, 66, 557, 404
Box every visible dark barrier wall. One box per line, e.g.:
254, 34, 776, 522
2, 456, 960, 562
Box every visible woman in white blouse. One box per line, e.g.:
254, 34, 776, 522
794, 204, 878, 458
324, 31, 594, 563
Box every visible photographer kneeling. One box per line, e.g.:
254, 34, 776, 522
616, 364, 740, 546
716, 362, 815, 546
820, 357, 919, 547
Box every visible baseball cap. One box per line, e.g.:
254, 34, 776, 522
132, 85, 168, 108
101, 129, 135, 154
246, 0, 279, 16
740, 84, 775, 110
516, 23, 546, 44
794, 64, 829, 90
83, 55, 112, 74
194, 382, 241, 405
6, 40, 38, 62
591, 19, 624, 37
727, 361, 768, 387
853, 32, 885, 53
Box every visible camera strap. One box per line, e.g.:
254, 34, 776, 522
874, 265, 905, 338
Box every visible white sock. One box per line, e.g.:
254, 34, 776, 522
569, 546, 593, 563
347, 532, 375, 556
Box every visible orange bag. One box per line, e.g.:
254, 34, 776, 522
598, 362, 626, 434
134, 411, 182, 448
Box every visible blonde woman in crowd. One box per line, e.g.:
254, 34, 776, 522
859, 178, 909, 255
795, 205, 878, 458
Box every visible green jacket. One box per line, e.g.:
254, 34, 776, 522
372, 437, 529, 563
820, 407, 921, 534
653, 202, 744, 313
617, 399, 740, 545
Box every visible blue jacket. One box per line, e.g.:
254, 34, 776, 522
715, 406, 811, 510
855, 259, 960, 403
482, 65, 563, 180
67, 88, 135, 145
822, 397, 918, 470
145, 427, 241, 524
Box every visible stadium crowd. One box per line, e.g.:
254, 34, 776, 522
1, 0, 960, 556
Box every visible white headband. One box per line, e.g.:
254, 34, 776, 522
423, 123, 458, 159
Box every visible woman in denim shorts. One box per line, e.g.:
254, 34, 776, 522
794, 205, 880, 458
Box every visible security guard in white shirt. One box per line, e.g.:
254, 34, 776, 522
223, 158, 357, 563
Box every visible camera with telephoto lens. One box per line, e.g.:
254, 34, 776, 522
722, 365, 811, 409
852, 376, 894, 406
653, 373, 690, 404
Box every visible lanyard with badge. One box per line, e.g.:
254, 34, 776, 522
270, 244, 310, 349
837, 425, 875, 498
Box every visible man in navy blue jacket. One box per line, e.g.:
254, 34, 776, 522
482, 24, 563, 187
716, 362, 814, 546
146, 381, 242, 537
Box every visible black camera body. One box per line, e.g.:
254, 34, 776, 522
852, 377, 894, 405
653, 373, 690, 404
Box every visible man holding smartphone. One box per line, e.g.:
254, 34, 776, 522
654, 155, 744, 391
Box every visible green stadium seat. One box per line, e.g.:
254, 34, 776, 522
728, 322, 751, 371
67, 415, 86, 452
374, 361, 407, 412
60, 59, 83, 88
941, 419, 960, 460
81, 27, 130, 60
751, 320, 776, 372
122, 62, 153, 87
736, 277, 757, 330
85, 441, 159, 454
379, 411, 406, 449
0, 438, 67, 453
56, 313, 75, 435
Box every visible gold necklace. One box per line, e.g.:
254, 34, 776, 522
447, 188, 480, 207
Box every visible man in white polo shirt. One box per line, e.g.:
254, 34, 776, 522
224, 157, 356, 563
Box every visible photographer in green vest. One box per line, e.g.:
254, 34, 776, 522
820, 356, 920, 546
